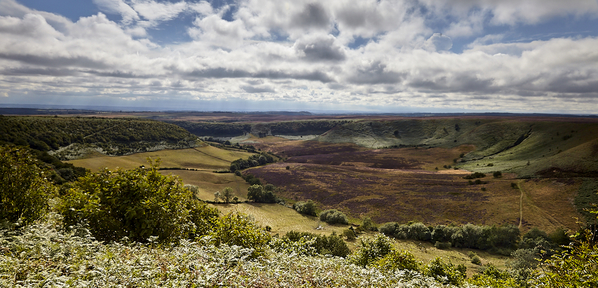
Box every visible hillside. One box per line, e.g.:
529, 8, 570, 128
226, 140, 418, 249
316, 117, 598, 177
0, 116, 198, 160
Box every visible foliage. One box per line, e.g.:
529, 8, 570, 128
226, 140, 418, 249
424, 257, 467, 286
230, 153, 275, 172
375, 250, 421, 273
293, 200, 317, 216
206, 213, 271, 258
531, 209, 598, 287
343, 228, 357, 241
0, 221, 453, 287
221, 187, 234, 203
349, 234, 394, 267
493, 171, 502, 178
468, 265, 518, 287
0, 116, 196, 158
0, 146, 57, 227
246, 184, 277, 203
463, 172, 486, 179
58, 159, 216, 243
319, 209, 349, 225
283, 231, 350, 257
360, 216, 378, 232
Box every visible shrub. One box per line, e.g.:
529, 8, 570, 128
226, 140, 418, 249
58, 159, 209, 243
434, 241, 451, 249
361, 217, 378, 232
207, 212, 271, 258
375, 250, 421, 272
293, 200, 317, 216
468, 265, 517, 287
424, 257, 466, 286
349, 234, 394, 267
0, 146, 57, 227
282, 231, 350, 257
407, 222, 431, 241
493, 171, 502, 178
319, 209, 349, 225
379, 222, 399, 237
471, 255, 482, 265
343, 228, 357, 241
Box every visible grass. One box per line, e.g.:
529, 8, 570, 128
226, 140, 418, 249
68, 146, 254, 171
216, 203, 348, 237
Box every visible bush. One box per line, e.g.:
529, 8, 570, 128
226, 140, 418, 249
407, 222, 431, 241
375, 250, 421, 272
0, 146, 57, 227
493, 171, 502, 178
361, 217, 378, 232
319, 209, 349, 225
424, 258, 466, 286
471, 255, 482, 265
349, 234, 394, 267
207, 212, 271, 258
58, 159, 212, 243
293, 200, 317, 216
282, 230, 350, 257
343, 228, 357, 241
434, 241, 451, 249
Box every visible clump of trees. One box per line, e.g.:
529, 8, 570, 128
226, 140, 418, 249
230, 153, 275, 172
320, 209, 349, 225
246, 184, 277, 203
380, 222, 521, 254
463, 172, 486, 179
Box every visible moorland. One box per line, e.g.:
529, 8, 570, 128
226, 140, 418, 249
1, 109, 598, 287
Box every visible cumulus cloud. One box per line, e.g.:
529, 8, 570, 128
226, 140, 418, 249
1, 0, 598, 113
294, 35, 346, 62
93, 0, 139, 24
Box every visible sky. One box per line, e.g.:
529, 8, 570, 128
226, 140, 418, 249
1, 0, 598, 113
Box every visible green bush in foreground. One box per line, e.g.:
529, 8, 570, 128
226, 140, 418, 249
0, 146, 57, 227
58, 159, 217, 243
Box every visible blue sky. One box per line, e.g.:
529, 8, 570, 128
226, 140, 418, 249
1, 0, 598, 113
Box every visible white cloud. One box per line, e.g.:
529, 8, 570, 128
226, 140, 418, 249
1, 0, 598, 113
92, 0, 139, 24
130, 0, 187, 24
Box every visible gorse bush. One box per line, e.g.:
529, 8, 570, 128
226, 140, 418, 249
0, 146, 57, 227
58, 159, 218, 243
319, 209, 349, 225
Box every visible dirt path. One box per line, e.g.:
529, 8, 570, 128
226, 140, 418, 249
517, 181, 524, 228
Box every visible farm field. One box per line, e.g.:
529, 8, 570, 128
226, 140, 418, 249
68, 145, 253, 171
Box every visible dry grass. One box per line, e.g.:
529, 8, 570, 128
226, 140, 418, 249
68, 146, 254, 171
215, 203, 348, 236
160, 170, 250, 201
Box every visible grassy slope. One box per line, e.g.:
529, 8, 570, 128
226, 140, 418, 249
68, 145, 255, 201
